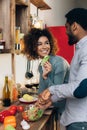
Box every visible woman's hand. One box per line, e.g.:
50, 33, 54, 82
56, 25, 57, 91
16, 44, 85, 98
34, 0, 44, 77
42, 61, 52, 79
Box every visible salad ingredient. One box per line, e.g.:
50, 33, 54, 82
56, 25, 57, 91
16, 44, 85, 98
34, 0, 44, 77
21, 120, 30, 130
22, 111, 29, 121
41, 55, 50, 66
8, 109, 16, 115
5, 125, 16, 130
0, 110, 11, 123
23, 94, 34, 101
8, 105, 17, 115
28, 106, 43, 121
17, 105, 24, 112
4, 116, 16, 128
9, 105, 17, 111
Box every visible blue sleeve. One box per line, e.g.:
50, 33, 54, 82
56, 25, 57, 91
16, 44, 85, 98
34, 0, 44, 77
73, 78, 87, 98
45, 60, 69, 86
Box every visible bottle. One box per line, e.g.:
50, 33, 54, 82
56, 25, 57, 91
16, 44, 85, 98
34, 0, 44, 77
3, 76, 11, 106
15, 26, 20, 44
15, 27, 21, 54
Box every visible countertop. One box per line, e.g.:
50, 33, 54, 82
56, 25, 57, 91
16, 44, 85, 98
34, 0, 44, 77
0, 101, 54, 130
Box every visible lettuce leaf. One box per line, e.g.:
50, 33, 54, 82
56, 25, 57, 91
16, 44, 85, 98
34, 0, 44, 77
41, 55, 50, 66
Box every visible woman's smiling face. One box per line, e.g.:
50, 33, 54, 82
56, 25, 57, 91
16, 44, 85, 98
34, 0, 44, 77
37, 36, 51, 58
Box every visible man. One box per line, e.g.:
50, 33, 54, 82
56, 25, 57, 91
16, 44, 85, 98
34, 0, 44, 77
74, 78, 87, 98
37, 8, 87, 130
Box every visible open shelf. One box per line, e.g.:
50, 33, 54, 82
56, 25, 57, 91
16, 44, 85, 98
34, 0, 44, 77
0, 49, 11, 54
16, 0, 29, 6
30, 0, 51, 10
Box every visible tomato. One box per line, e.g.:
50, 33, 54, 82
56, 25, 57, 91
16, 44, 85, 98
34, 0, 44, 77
0, 113, 5, 123
8, 109, 16, 115
17, 105, 24, 112
9, 105, 17, 111
0, 110, 11, 123
8, 105, 17, 115
22, 111, 28, 121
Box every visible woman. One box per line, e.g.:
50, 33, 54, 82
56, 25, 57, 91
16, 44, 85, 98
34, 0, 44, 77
23, 28, 70, 130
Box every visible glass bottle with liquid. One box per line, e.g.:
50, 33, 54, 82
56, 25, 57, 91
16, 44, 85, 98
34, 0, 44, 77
15, 26, 20, 44
15, 27, 21, 54
3, 76, 11, 106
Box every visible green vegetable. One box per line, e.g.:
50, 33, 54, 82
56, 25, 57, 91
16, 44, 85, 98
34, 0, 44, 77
28, 107, 44, 121
41, 55, 50, 66
5, 125, 16, 130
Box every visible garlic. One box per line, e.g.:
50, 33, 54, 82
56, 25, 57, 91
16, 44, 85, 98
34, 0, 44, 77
21, 120, 30, 130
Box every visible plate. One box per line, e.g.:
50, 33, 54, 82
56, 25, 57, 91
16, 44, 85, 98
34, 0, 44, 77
19, 97, 38, 104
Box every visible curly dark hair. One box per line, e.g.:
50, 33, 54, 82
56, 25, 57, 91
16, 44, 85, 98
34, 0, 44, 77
23, 28, 58, 59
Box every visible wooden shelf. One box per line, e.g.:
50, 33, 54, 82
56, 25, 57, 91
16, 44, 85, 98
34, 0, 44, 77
0, 49, 11, 54
16, 0, 29, 6
30, 0, 51, 10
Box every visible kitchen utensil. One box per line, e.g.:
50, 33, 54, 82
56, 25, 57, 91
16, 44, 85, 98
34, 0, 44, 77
25, 60, 33, 79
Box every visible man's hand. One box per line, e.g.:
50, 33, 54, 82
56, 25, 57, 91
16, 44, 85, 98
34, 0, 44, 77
36, 98, 52, 110
39, 89, 51, 101
36, 89, 52, 110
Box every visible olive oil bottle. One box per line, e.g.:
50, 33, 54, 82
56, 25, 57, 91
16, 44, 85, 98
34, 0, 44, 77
3, 76, 11, 106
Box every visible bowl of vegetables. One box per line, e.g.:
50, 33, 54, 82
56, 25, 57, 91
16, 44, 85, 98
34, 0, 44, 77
22, 105, 44, 121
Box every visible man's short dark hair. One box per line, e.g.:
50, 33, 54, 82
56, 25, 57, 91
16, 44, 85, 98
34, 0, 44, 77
65, 8, 87, 30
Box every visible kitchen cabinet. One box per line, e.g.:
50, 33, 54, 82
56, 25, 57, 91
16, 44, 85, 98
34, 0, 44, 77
0, 1, 30, 84
0, 0, 51, 79
0, 0, 51, 54
0, 0, 14, 53
0, 0, 30, 78
30, 0, 51, 10
0, 0, 30, 53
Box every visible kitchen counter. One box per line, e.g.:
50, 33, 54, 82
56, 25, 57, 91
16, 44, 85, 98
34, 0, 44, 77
0, 101, 54, 130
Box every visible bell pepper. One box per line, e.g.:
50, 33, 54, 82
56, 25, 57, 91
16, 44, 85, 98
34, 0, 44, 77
0, 110, 11, 123
4, 116, 16, 128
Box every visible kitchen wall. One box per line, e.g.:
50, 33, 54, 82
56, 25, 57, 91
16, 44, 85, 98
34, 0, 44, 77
39, 0, 75, 26
0, 0, 87, 98
0, 54, 12, 98
75, 0, 87, 8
